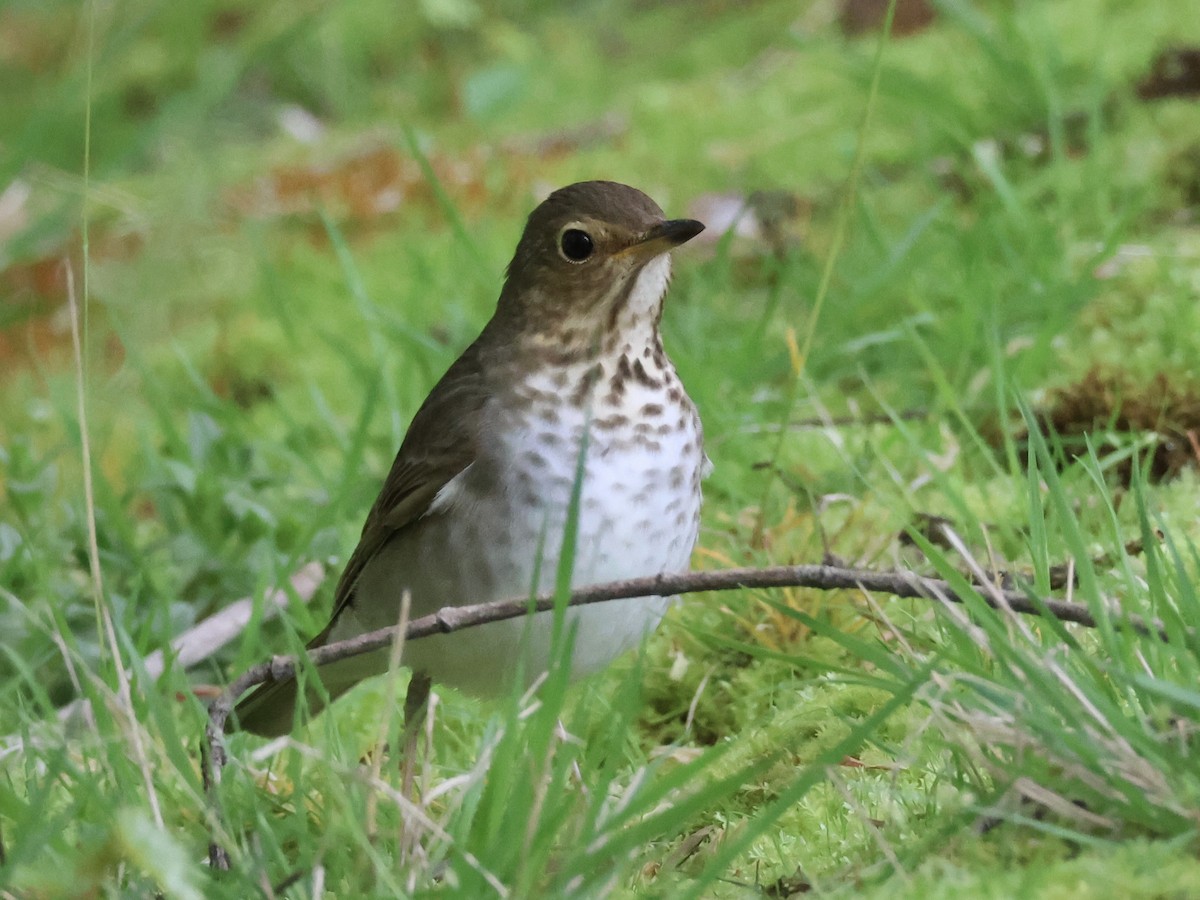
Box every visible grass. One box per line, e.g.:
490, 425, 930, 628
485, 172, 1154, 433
4, 0, 1200, 895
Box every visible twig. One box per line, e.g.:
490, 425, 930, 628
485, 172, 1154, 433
0, 564, 324, 761
144, 562, 325, 679
203, 558, 1174, 868
903, 513, 1155, 592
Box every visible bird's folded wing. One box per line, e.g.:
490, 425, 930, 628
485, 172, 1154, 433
318, 341, 489, 641
229, 344, 488, 737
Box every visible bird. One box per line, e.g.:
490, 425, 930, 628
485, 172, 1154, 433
231, 181, 709, 737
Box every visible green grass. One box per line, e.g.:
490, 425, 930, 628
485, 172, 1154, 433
4, 0, 1200, 895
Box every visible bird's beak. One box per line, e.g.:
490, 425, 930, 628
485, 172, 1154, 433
621, 218, 706, 259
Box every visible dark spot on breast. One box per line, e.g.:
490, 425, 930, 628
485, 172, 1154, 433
595, 413, 630, 430
539, 405, 561, 425
604, 356, 632, 403
632, 359, 662, 388
523, 450, 549, 470
667, 385, 683, 403
640, 403, 664, 417
517, 384, 559, 405
542, 347, 585, 367
613, 354, 633, 384
570, 362, 604, 405
538, 430, 562, 447
669, 467, 686, 489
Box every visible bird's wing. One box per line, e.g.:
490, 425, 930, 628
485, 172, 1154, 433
231, 337, 495, 736
315, 339, 490, 644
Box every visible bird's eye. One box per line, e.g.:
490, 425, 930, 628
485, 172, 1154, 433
559, 228, 594, 263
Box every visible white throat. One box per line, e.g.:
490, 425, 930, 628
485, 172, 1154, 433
612, 254, 672, 346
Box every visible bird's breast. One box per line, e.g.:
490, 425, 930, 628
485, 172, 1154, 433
479, 350, 705, 591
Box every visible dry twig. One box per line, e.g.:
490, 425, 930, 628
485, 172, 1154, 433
202, 559, 1172, 868
146, 562, 325, 679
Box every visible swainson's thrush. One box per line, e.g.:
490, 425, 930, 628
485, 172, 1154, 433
233, 181, 708, 736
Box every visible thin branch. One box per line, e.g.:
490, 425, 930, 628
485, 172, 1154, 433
144, 562, 325, 679
203, 558, 1174, 867
0, 564, 323, 763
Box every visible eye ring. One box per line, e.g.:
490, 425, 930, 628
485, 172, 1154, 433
559, 228, 595, 263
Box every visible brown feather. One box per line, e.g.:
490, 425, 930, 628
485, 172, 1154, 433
322, 330, 492, 631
